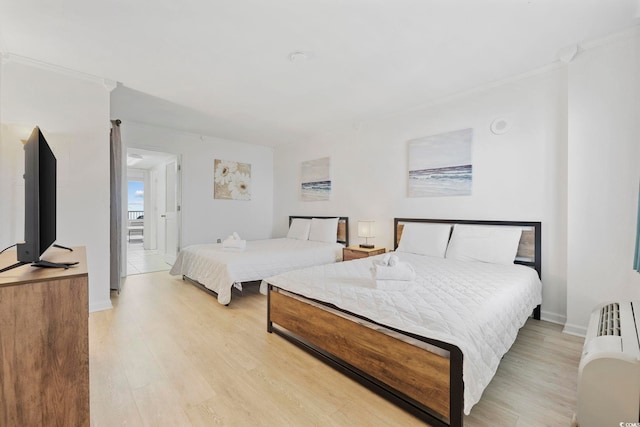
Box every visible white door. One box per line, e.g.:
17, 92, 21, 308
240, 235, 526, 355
156, 165, 167, 254
163, 159, 179, 264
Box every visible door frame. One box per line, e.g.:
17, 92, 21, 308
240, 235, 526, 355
122, 148, 182, 277
162, 155, 181, 264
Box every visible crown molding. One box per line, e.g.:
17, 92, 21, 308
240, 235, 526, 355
558, 44, 580, 64
103, 79, 118, 91
1, 52, 119, 91
362, 25, 640, 124
371, 61, 564, 123
580, 24, 640, 52
554, 25, 639, 65
0, 29, 8, 56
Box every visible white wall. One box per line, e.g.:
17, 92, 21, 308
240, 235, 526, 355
0, 58, 112, 312
120, 122, 274, 247
565, 29, 640, 335
274, 67, 569, 323
274, 27, 640, 331
0, 58, 6, 246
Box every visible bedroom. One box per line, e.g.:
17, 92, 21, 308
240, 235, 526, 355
0, 1, 639, 426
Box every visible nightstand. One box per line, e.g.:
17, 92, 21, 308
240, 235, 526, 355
343, 246, 386, 261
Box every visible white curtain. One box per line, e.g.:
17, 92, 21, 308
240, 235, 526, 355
635, 181, 640, 272
110, 120, 122, 292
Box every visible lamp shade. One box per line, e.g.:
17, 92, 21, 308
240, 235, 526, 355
357, 220, 375, 238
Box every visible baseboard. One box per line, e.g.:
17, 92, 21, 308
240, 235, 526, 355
89, 299, 113, 313
538, 310, 588, 337
540, 310, 566, 325
562, 323, 587, 338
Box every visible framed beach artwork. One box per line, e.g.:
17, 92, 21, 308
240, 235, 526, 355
214, 159, 251, 200
408, 128, 473, 197
301, 157, 331, 201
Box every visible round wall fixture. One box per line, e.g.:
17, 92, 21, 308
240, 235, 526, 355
490, 117, 510, 135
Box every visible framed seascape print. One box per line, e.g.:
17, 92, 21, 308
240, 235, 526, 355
408, 128, 473, 197
301, 157, 331, 201
214, 159, 251, 200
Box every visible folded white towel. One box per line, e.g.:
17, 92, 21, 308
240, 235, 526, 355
371, 261, 415, 281
372, 253, 399, 267
373, 263, 416, 281
222, 238, 246, 250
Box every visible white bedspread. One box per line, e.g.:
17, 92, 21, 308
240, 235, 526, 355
170, 238, 343, 305
263, 252, 542, 414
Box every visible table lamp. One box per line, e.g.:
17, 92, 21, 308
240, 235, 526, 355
357, 220, 375, 249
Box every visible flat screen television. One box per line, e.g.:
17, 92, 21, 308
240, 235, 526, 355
17, 126, 57, 263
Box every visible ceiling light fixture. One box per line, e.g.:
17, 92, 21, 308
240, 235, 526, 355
288, 51, 311, 62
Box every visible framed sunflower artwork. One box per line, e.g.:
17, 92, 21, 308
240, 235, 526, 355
214, 159, 251, 201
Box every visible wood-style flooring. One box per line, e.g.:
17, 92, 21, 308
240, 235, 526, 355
89, 271, 584, 426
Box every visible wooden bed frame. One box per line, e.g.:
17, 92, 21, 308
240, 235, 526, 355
267, 218, 542, 427
183, 216, 349, 302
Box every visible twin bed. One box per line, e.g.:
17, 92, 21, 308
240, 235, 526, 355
170, 216, 348, 305
263, 218, 542, 427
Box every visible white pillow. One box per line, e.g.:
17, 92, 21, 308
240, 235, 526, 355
445, 224, 522, 265
308, 217, 339, 243
287, 218, 311, 240
396, 223, 452, 258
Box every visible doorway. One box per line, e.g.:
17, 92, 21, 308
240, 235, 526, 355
125, 148, 181, 275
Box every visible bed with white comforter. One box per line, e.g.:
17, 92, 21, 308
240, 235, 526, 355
265, 218, 542, 425
263, 251, 542, 415
170, 238, 343, 305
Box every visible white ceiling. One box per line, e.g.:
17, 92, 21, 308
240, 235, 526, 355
127, 147, 175, 171
1, 1, 638, 146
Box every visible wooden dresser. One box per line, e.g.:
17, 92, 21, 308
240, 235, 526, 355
0, 246, 89, 427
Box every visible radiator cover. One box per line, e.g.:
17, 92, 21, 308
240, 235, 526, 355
576, 301, 640, 427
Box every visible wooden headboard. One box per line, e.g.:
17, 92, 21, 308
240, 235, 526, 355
394, 218, 542, 278
289, 216, 349, 246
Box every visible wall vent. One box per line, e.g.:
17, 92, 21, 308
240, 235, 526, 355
597, 303, 621, 336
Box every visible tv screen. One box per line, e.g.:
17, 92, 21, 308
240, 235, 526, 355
17, 127, 56, 263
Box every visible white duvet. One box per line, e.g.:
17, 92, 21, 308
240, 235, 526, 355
263, 252, 542, 414
170, 238, 343, 305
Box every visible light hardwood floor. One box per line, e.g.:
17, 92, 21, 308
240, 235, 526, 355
90, 271, 584, 426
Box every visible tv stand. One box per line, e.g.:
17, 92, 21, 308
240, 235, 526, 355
53, 243, 74, 252
0, 244, 79, 273
32, 259, 79, 269
0, 261, 28, 273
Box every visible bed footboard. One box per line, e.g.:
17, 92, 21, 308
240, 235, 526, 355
267, 285, 464, 427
